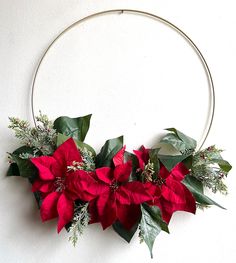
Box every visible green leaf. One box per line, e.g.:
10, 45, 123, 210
182, 155, 193, 170
200, 146, 232, 173
183, 174, 203, 193
158, 154, 190, 171
7, 163, 20, 176
113, 220, 139, 243
96, 136, 123, 167
33, 191, 42, 209
27, 176, 42, 208
124, 151, 138, 181
10, 154, 38, 180
183, 175, 225, 209
56, 133, 96, 157
53, 114, 92, 142
56, 133, 69, 147
7, 147, 41, 206
142, 203, 169, 233
149, 148, 160, 176
161, 128, 197, 153
140, 204, 169, 258
212, 159, 232, 173
11, 146, 35, 155
7, 146, 36, 177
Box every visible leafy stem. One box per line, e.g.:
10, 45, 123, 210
68, 203, 90, 246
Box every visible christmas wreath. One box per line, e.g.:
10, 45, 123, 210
7, 112, 232, 258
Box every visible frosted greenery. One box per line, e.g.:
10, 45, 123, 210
191, 146, 229, 195
69, 203, 90, 246
8, 111, 57, 155
67, 147, 95, 173
79, 147, 95, 171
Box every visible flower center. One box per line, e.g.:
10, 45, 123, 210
153, 177, 166, 186
141, 160, 155, 182
67, 161, 84, 171
54, 177, 66, 192
110, 181, 119, 192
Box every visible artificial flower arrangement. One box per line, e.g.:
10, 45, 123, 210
7, 112, 232, 258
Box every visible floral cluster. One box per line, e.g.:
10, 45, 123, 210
7, 114, 231, 258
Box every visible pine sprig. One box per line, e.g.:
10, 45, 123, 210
79, 147, 95, 171
138, 225, 144, 243
67, 148, 95, 172
191, 146, 229, 195
69, 203, 90, 246
8, 112, 57, 155
196, 203, 210, 210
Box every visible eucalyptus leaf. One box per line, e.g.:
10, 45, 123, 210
161, 128, 197, 154
200, 146, 232, 173
212, 159, 232, 173
113, 220, 139, 243
183, 175, 225, 209
53, 114, 91, 142
140, 204, 169, 258
96, 136, 123, 167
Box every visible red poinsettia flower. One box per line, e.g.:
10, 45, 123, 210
134, 145, 150, 171
31, 138, 97, 233
134, 146, 196, 223
89, 147, 151, 230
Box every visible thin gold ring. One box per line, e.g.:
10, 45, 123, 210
30, 9, 215, 150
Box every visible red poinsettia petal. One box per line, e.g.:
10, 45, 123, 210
40, 192, 60, 222
159, 164, 170, 179
32, 181, 54, 193
171, 162, 190, 182
96, 192, 117, 229
113, 146, 126, 167
50, 162, 65, 179
32, 179, 43, 192
117, 181, 152, 205
152, 198, 171, 223
133, 146, 149, 170
88, 199, 100, 224
66, 170, 107, 201
39, 182, 54, 193
114, 161, 132, 183
31, 157, 56, 180
117, 203, 141, 230
163, 177, 191, 204
53, 138, 83, 168
159, 178, 196, 223
95, 167, 113, 184
57, 193, 74, 233
144, 182, 161, 199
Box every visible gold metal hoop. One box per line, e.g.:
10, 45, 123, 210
30, 9, 215, 150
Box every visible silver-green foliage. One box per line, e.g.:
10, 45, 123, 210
69, 203, 90, 246
191, 146, 231, 195
79, 147, 95, 171
8, 112, 57, 155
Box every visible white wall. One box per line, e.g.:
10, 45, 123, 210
0, 1, 235, 262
